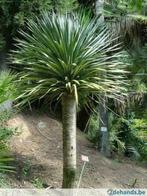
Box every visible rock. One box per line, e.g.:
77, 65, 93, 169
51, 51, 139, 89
37, 121, 47, 129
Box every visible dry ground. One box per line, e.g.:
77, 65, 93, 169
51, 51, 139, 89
6, 112, 147, 188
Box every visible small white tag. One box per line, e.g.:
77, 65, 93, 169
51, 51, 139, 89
101, 126, 107, 132
81, 155, 89, 162
38, 121, 46, 129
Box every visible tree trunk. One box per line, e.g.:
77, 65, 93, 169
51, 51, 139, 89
95, 0, 110, 157
62, 94, 77, 188
99, 96, 110, 157
95, 0, 104, 22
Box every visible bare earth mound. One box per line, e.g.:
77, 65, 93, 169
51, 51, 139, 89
7, 112, 147, 188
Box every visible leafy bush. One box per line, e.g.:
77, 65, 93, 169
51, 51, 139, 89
0, 110, 15, 141
87, 113, 99, 145
0, 174, 10, 188
0, 110, 15, 173
108, 114, 125, 154
32, 178, 44, 189
124, 115, 147, 161
87, 111, 147, 161
0, 70, 17, 173
0, 71, 17, 104
112, 113, 147, 161
0, 111, 15, 173
0, 142, 14, 173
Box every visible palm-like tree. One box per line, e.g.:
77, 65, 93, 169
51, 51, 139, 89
104, 0, 147, 111
104, 0, 147, 45
12, 12, 127, 188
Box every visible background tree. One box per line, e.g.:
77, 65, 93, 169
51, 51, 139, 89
0, 0, 78, 51
96, 0, 147, 158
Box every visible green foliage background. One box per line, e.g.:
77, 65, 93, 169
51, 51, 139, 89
0, 0, 78, 50
0, 0, 146, 162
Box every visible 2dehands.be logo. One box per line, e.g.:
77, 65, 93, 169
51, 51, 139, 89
107, 189, 146, 196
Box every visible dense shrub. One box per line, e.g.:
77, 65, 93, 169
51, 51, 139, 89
87, 111, 147, 161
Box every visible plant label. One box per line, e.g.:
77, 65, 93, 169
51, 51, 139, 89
81, 155, 89, 162
101, 126, 107, 132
